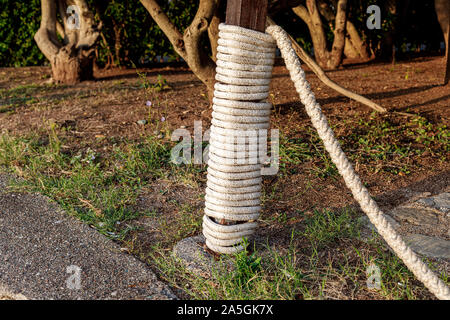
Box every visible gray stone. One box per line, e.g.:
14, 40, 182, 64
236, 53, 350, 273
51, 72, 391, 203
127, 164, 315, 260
404, 234, 450, 260
390, 206, 438, 227
173, 235, 214, 277
0, 174, 176, 300
173, 235, 234, 278
417, 192, 450, 214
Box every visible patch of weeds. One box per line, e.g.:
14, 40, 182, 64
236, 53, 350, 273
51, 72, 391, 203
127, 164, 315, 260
0, 104, 16, 114
158, 203, 202, 244
150, 238, 311, 300
218, 239, 264, 298
298, 208, 360, 249
353, 236, 445, 300
152, 74, 171, 91
279, 134, 313, 173
339, 113, 448, 174
0, 131, 176, 239
0, 83, 65, 100
147, 209, 445, 300
278, 127, 338, 178
134, 69, 171, 133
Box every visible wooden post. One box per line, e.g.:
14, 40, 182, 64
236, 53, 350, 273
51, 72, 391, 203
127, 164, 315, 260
444, 24, 450, 85
225, 0, 268, 32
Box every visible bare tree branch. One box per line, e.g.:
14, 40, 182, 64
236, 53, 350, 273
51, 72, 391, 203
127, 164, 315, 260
35, 0, 61, 60
267, 17, 387, 113
139, 0, 187, 59
140, 0, 218, 100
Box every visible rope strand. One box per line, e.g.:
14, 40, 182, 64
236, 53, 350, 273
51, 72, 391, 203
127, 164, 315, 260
266, 24, 450, 300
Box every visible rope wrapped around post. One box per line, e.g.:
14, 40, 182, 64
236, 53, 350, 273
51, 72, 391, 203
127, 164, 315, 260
203, 24, 276, 254
203, 22, 450, 299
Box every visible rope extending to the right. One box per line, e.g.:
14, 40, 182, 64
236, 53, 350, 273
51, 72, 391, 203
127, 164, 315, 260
266, 24, 450, 300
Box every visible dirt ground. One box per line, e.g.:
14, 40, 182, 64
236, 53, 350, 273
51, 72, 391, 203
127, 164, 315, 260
1, 56, 448, 137
0, 55, 448, 299
1, 56, 448, 209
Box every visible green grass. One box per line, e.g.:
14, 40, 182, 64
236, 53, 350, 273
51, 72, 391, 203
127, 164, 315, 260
149, 208, 445, 300
0, 128, 203, 240
0, 107, 448, 300
278, 128, 338, 178
297, 208, 360, 249
278, 113, 448, 177
0, 83, 70, 114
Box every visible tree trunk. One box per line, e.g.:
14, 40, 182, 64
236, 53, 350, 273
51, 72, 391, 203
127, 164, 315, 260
140, 0, 218, 103
34, 0, 99, 84
328, 0, 347, 69
292, 2, 329, 68
379, 0, 397, 62
343, 34, 360, 59
51, 46, 93, 83
435, 0, 450, 85
317, 0, 368, 60
345, 20, 369, 60
266, 17, 387, 113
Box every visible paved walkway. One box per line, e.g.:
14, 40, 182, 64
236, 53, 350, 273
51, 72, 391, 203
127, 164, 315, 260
0, 174, 176, 300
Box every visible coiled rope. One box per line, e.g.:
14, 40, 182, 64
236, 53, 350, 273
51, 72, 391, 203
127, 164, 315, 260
203, 24, 276, 254
203, 23, 450, 300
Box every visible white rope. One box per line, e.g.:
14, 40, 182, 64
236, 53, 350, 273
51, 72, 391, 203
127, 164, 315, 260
203, 22, 450, 299
203, 23, 276, 255
265, 24, 450, 300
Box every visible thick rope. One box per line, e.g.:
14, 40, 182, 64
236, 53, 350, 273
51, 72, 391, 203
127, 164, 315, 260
203, 22, 450, 299
265, 24, 450, 300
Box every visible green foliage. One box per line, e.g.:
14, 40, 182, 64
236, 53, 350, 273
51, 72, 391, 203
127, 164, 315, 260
93, 0, 197, 67
0, 131, 173, 238
0, 0, 45, 67
0, 0, 445, 68
298, 209, 360, 249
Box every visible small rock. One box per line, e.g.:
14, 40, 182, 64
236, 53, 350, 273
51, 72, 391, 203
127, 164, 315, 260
173, 235, 234, 278
403, 234, 450, 259
417, 192, 450, 214
390, 207, 438, 227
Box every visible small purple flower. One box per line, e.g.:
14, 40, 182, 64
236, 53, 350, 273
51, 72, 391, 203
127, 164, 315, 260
146, 100, 152, 107
161, 116, 166, 122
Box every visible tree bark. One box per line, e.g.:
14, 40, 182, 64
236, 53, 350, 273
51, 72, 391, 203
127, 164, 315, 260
345, 19, 369, 60
328, 0, 347, 68
316, 0, 369, 60
435, 0, 450, 85
34, 0, 99, 84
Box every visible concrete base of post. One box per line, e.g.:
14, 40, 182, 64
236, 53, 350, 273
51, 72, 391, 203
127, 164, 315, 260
173, 235, 234, 278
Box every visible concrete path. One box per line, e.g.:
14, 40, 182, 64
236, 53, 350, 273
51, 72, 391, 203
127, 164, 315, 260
0, 174, 176, 300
